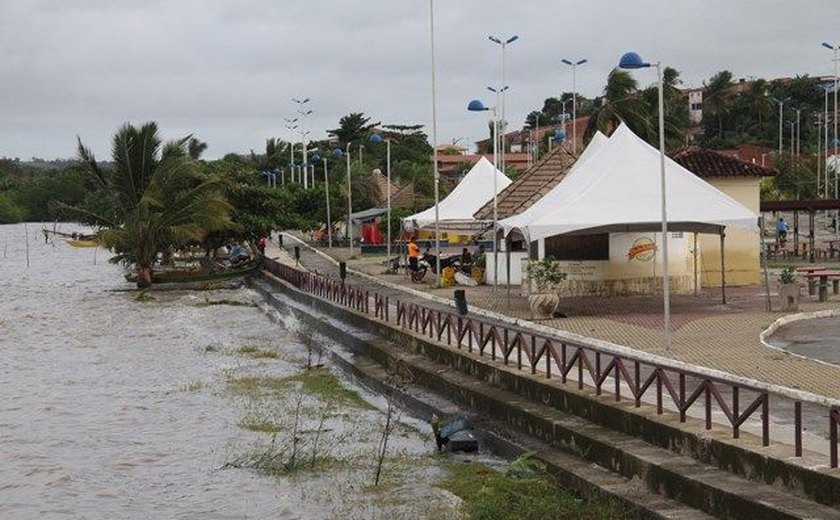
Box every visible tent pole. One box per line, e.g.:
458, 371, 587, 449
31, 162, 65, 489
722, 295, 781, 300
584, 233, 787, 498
693, 232, 698, 297
720, 230, 727, 305
506, 236, 511, 311
760, 216, 772, 311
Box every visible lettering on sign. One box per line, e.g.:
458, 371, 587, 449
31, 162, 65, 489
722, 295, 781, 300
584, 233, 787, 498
627, 237, 656, 262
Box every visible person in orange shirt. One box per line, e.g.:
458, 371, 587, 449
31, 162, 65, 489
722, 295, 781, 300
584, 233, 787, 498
407, 236, 420, 273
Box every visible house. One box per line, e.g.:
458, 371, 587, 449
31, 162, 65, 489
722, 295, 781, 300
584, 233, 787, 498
673, 148, 776, 286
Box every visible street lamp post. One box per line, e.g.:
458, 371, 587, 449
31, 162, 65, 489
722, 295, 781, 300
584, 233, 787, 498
429, 0, 441, 283
823, 42, 839, 231
772, 97, 789, 158
561, 58, 588, 154
370, 133, 392, 264
468, 99, 499, 292
311, 153, 335, 248
619, 51, 671, 350
489, 34, 518, 179
793, 107, 802, 156
293, 97, 312, 189
789, 121, 795, 157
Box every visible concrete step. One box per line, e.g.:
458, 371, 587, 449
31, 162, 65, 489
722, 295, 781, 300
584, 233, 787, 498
388, 345, 840, 520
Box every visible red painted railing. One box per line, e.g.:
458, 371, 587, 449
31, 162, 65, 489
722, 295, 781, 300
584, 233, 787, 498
263, 258, 840, 467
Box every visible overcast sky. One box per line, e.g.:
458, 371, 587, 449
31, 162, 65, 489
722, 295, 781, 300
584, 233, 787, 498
1, 0, 838, 160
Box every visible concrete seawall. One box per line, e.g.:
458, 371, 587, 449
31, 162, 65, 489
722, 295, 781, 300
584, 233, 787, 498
252, 270, 840, 519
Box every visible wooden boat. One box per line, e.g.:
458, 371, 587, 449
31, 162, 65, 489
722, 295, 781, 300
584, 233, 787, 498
65, 239, 98, 248
124, 259, 261, 284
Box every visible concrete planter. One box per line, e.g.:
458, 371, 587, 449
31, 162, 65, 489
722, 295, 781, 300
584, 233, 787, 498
778, 282, 800, 311
528, 291, 560, 319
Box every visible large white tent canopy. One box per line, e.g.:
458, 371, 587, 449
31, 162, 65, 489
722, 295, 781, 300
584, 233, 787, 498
501, 123, 758, 241
404, 156, 512, 231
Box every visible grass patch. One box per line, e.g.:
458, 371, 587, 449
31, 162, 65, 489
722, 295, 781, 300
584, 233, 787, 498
239, 413, 282, 433
236, 345, 279, 359
282, 367, 372, 409
226, 368, 370, 409
179, 380, 203, 392
225, 439, 344, 476
438, 455, 634, 520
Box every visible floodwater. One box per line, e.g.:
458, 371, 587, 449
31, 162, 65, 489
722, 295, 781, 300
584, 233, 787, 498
0, 223, 465, 519
767, 316, 840, 365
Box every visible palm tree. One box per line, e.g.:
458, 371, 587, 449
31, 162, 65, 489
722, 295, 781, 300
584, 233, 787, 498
584, 69, 654, 143
74, 122, 233, 287
702, 70, 734, 138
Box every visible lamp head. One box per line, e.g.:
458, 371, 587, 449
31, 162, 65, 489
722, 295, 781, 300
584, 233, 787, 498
561, 59, 573, 65
553, 129, 566, 142
577, 58, 588, 65
618, 52, 650, 69
311, 153, 321, 162
331, 148, 343, 158
823, 42, 836, 50
369, 133, 385, 144
506, 35, 519, 44
488, 35, 501, 44
467, 99, 489, 112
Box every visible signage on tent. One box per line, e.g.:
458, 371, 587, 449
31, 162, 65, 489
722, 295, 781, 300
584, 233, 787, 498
627, 237, 656, 262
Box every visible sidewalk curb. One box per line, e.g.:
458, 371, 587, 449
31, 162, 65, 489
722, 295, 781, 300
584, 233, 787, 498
760, 308, 840, 368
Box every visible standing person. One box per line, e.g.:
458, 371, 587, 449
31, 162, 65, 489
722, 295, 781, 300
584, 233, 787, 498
256, 236, 267, 257
777, 217, 788, 243
408, 236, 420, 273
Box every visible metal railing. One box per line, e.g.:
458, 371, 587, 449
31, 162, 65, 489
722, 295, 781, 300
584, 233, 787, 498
263, 258, 840, 467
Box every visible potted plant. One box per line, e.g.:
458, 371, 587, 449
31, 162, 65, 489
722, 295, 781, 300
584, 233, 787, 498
777, 266, 799, 311
525, 256, 567, 319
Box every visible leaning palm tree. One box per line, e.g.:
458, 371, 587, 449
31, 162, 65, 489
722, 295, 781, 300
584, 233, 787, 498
72, 122, 234, 287
584, 69, 653, 143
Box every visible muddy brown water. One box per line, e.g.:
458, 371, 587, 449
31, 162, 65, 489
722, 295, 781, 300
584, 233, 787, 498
0, 223, 475, 519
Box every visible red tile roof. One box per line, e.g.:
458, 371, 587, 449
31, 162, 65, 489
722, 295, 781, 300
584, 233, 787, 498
672, 149, 777, 178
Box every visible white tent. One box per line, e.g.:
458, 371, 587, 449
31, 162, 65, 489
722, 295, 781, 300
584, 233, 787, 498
404, 156, 512, 231
504, 123, 758, 241
500, 131, 609, 234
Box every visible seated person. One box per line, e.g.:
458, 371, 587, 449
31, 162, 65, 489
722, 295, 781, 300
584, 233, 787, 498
473, 245, 486, 268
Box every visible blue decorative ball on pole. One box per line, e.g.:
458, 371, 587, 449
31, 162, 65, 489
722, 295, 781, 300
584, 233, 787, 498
618, 52, 650, 70
467, 99, 488, 112
331, 148, 343, 159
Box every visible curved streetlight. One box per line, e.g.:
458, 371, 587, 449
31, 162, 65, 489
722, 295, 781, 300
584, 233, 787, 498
468, 98, 499, 291
284, 118, 298, 185
429, 0, 441, 285
369, 133, 392, 264
823, 42, 839, 231
619, 51, 671, 351
561, 58, 588, 154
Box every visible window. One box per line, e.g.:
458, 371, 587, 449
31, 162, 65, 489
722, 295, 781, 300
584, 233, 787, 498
544, 234, 609, 261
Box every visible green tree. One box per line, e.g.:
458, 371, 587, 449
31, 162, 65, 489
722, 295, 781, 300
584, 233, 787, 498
584, 69, 653, 142
328, 113, 380, 148
701, 70, 734, 139
71, 122, 233, 287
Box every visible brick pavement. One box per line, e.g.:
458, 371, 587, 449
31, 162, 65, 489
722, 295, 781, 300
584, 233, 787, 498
270, 234, 840, 400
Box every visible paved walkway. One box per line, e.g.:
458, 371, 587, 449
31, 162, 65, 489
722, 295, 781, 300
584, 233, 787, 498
268, 233, 840, 400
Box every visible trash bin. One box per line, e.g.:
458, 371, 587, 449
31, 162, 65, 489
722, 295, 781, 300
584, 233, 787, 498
454, 289, 468, 316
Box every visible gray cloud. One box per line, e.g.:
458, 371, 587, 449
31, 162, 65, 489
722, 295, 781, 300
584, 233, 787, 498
1, 0, 838, 160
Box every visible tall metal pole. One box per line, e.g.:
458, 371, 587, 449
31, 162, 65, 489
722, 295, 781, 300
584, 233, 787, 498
774, 98, 784, 157
795, 108, 802, 156
562, 58, 587, 154
430, 0, 441, 281
826, 85, 831, 199
346, 143, 353, 256
386, 139, 392, 264
834, 45, 838, 231
790, 121, 795, 156
324, 157, 332, 248
492, 107, 499, 292
653, 63, 671, 350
